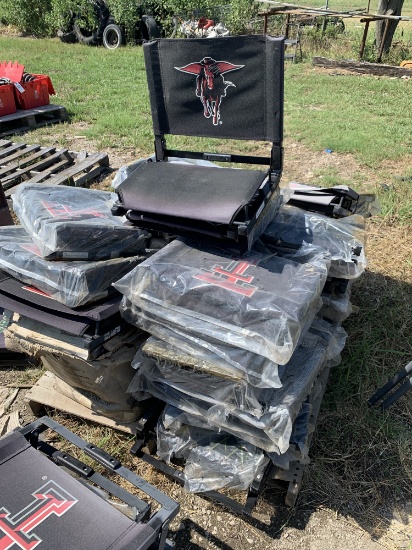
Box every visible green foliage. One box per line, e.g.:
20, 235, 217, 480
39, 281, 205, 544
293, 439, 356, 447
224, 0, 259, 35
46, 0, 78, 32
264, 15, 287, 36
105, 0, 141, 38
4, 0, 260, 41
143, 0, 223, 37
382, 39, 412, 65
0, 0, 52, 36
350, 37, 378, 63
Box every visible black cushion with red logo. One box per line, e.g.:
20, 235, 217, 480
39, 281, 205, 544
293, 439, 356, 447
12, 184, 147, 261
0, 417, 179, 549
0, 270, 122, 336
0, 431, 156, 550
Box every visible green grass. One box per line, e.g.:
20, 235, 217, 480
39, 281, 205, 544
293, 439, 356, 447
284, 63, 412, 166
1, 35, 411, 168
379, 177, 412, 224
1, 39, 152, 150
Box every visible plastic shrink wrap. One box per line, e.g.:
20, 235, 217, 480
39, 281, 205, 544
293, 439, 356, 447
261, 205, 366, 279
157, 406, 268, 492
12, 184, 147, 260
0, 226, 144, 308
128, 319, 347, 454
120, 298, 284, 388
114, 238, 330, 365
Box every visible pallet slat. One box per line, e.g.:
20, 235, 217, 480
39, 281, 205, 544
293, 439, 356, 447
0, 104, 68, 137
0, 144, 41, 165
24, 158, 74, 184
0, 140, 110, 196
17, 147, 56, 168
25, 371, 142, 434
1, 149, 71, 190
0, 143, 27, 159
47, 152, 110, 186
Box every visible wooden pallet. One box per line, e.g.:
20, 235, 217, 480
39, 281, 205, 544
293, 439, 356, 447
0, 139, 110, 198
25, 371, 144, 434
0, 104, 68, 137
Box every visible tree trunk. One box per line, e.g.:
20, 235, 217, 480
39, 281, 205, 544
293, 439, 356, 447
376, 0, 405, 55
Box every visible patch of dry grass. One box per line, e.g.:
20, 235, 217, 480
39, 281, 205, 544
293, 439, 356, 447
302, 203, 412, 546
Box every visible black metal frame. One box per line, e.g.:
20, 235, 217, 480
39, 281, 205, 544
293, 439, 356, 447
131, 438, 272, 517
368, 360, 412, 410
287, 185, 360, 218
128, 359, 335, 515
154, 139, 284, 187
17, 416, 179, 550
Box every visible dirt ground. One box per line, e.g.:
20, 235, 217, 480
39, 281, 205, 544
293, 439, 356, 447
1, 136, 411, 550
0, 370, 391, 550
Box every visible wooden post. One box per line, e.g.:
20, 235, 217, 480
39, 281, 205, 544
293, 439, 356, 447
377, 18, 390, 62
359, 19, 370, 60
263, 13, 268, 34
285, 13, 291, 38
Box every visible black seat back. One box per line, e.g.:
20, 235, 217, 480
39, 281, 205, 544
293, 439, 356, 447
144, 35, 285, 175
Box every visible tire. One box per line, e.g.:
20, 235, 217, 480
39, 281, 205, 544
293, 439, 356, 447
73, 1, 109, 46
102, 24, 125, 49
57, 29, 78, 43
57, 10, 77, 43
140, 15, 160, 40
73, 18, 99, 45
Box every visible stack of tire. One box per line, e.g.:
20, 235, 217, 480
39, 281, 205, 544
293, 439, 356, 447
57, 0, 160, 49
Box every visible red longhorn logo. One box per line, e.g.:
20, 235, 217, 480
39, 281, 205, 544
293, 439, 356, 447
175, 57, 243, 126
0, 481, 77, 550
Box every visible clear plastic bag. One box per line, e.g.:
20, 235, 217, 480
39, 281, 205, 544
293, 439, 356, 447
0, 226, 144, 308
112, 156, 224, 190
12, 184, 147, 260
157, 407, 267, 492
282, 182, 380, 218
128, 320, 347, 454
319, 285, 353, 324
120, 298, 284, 388
135, 338, 274, 417
38, 329, 146, 405
115, 238, 330, 366
262, 204, 367, 279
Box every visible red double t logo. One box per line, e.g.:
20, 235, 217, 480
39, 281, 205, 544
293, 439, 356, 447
194, 259, 258, 297
0, 481, 77, 550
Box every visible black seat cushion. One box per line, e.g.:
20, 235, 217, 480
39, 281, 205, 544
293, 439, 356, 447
117, 161, 267, 225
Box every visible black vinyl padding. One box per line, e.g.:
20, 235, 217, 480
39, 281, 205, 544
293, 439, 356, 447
117, 161, 266, 224
0, 431, 157, 550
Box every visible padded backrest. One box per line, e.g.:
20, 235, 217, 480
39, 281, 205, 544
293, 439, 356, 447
144, 35, 284, 143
